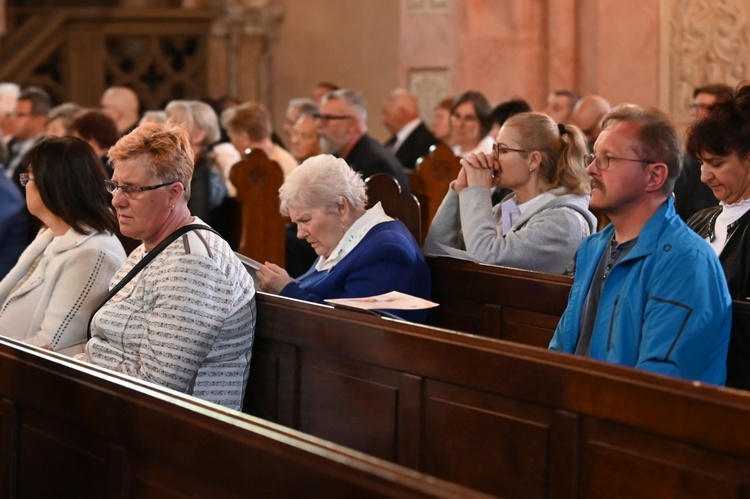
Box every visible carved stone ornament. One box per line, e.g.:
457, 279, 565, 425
669, 0, 749, 122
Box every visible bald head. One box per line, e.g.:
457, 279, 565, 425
381, 88, 420, 135
571, 95, 612, 144
100, 86, 140, 134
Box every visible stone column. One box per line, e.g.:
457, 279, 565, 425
207, 0, 283, 103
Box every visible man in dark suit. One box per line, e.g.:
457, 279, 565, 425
317, 89, 409, 192
381, 89, 437, 171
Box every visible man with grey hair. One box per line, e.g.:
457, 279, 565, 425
550, 104, 731, 385
317, 89, 409, 192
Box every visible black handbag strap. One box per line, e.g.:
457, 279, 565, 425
87, 224, 218, 339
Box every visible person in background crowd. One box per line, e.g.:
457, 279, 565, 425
0, 136, 125, 355
550, 104, 731, 385
381, 88, 437, 170
425, 112, 595, 275
257, 154, 431, 323
542, 90, 580, 125
5, 86, 51, 191
290, 109, 323, 163
284, 98, 318, 144
430, 97, 454, 146
673, 83, 734, 220
0, 83, 20, 146
221, 101, 298, 180
450, 91, 494, 158
165, 100, 232, 232
46, 102, 83, 137
488, 98, 532, 140
79, 122, 256, 410
70, 109, 120, 177
570, 94, 612, 152
100, 86, 140, 136
317, 89, 409, 191
139, 110, 168, 126
312, 81, 339, 105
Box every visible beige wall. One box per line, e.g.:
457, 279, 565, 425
266, 0, 749, 143
270, 0, 400, 142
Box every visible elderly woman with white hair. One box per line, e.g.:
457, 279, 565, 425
257, 154, 431, 322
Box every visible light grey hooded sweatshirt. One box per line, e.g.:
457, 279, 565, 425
424, 184, 597, 275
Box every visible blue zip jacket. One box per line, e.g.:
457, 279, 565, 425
550, 198, 731, 384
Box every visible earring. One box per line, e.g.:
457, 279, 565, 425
341, 223, 346, 233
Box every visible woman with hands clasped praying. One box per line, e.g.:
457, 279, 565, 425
424, 112, 596, 274
256, 154, 431, 323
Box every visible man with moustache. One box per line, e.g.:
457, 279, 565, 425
549, 105, 731, 385
316, 89, 409, 192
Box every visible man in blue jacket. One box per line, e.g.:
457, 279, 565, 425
549, 105, 731, 385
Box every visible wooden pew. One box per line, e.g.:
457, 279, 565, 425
0, 337, 484, 498
366, 173, 422, 243
230, 149, 286, 266
247, 292, 750, 499
410, 144, 462, 234
426, 255, 573, 347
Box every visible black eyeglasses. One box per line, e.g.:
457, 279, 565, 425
584, 154, 654, 170
104, 180, 175, 198
492, 144, 527, 156
19, 173, 33, 186
313, 114, 352, 126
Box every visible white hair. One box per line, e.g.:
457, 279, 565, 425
279, 154, 367, 216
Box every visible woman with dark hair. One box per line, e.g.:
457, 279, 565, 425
686, 82, 750, 389
0, 136, 126, 355
686, 82, 750, 299
450, 91, 494, 157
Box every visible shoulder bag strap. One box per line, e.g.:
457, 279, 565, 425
86, 224, 219, 339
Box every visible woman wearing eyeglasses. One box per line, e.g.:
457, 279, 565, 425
450, 91, 494, 158
0, 136, 126, 355
424, 112, 596, 275
78, 122, 255, 411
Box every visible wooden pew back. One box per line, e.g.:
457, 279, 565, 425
366, 173, 422, 243
0, 338, 484, 498
411, 144, 461, 233
426, 255, 573, 346
247, 292, 750, 498
230, 149, 285, 266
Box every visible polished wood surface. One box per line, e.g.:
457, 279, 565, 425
411, 144, 462, 235
0, 337, 485, 498
366, 173, 422, 243
230, 149, 286, 266
247, 292, 750, 498
426, 255, 573, 346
